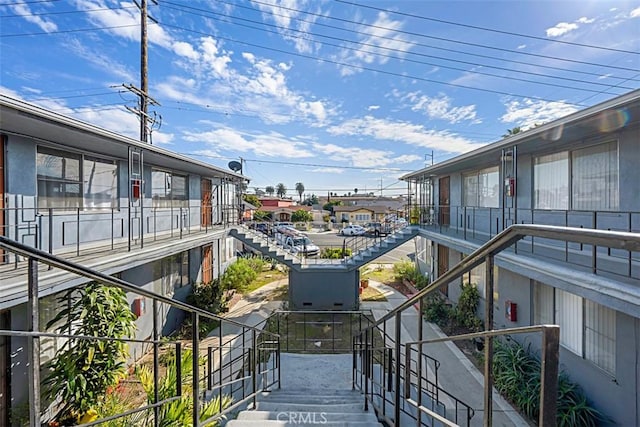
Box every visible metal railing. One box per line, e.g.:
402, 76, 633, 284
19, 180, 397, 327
354, 224, 640, 426
0, 235, 280, 426
0, 202, 240, 268
236, 222, 416, 268
417, 205, 640, 280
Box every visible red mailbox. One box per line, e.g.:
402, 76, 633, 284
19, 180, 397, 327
132, 297, 146, 318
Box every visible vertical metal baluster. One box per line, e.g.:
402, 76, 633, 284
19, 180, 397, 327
27, 258, 41, 427
394, 312, 402, 426
192, 312, 200, 427
153, 299, 159, 427
483, 255, 495, 427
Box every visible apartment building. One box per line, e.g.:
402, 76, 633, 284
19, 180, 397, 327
0, 94, 244, 422
402, 89, 640, 426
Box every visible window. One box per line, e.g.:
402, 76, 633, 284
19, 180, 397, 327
534, 142, 618, 211
37, 147, 82, 209
151, 170, 188, 207
572, 141, 619, 210
37, 147, 118, 210
153, 252, 189, 295
463, 261, 499, 301
355, 213, 370, 221
83, 156, 118, 209
533, 281, 616, 375
463, 167, 499, 207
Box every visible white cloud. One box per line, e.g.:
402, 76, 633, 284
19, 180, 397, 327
183, 127, 314, 158
401, 92, 480, 124
546, 22, 579, 37
10, 2, 58, 32
311, 167, 344, 174
0, 86, 22, 98
335, 12, 415, 76
368, 105, 380, 111
311, 142, 421, 168
250, 0, 322, 54
517, 44, 527, 49
631, 7, 640, 18
327, 116, 483, 154
63, 38, 135, 81
501, 98, 579, 129
577, 17, 595, 24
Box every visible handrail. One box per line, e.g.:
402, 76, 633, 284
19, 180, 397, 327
0, 235, 276, 335
373, 224, 640, 326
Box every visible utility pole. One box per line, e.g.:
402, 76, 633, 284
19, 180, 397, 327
123, 0, 159, 144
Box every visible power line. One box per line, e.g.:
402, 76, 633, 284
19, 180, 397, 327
158, 21, 591, 106
0, 4, 137, 18
0, 23, 138, 37
216, 0, 640, 74
159, 2, 630, 94
336, 0, 640, 55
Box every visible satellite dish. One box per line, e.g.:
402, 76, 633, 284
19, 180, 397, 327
228, 161, 242, 172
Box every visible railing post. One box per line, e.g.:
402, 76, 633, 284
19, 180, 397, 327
364, 329, 369, 411
418, 297, 424, 426
27, 257, 41, 427
153, 299, 160, 427
48, 208, 53, 255
176, 342, 183, 397
252, 329, 257, 408
192, 312, 200, 427
207, 346, 213, 391
76, 207, 80, 256
394, 312, 402, 426
540, 326, 560, 427
483, 254, 495, 427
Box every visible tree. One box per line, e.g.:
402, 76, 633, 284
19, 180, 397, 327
323, 200, 343, 214
276, 183, 287, 198
43, 282, 136, 424
265, 186, 275, 196
295, 182, 305, 201
503, 126, 522, 138
243, 193, 262, 208
303, 194, 319, 206
253, 209, 270, 221
354, 188, 358, 194
254, 187, 265, 196
291, 209, 312, 222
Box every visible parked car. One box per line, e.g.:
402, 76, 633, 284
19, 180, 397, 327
340, 225, 366, 236
364, 222, 391, 237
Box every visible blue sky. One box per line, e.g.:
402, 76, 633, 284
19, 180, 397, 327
1, 0, 639, 198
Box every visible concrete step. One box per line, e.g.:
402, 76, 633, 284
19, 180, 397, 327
253, 402, 365, 413
257, 394, 362, 405
227, 420, 380, 426
236, 410, 379, 422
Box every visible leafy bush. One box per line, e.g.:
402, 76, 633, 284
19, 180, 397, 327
291, 209, 312, 222
187, 278, 228, 314
320, 247, 352, 258
392, 260, 428, 288
493, 339, 605, 426
43, 283, 136, 425
454, 282, 482, 331
423, 293, 453, 327
220, 258, 258, 292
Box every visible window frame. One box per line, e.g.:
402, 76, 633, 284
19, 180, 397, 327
36, 146, 118, 211
462, 166, 499, 208
151, 169, 189, 208
533, 140, 619, 211
533, 281, 616, 375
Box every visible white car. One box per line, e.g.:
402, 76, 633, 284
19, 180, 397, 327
340, 225, 366, 236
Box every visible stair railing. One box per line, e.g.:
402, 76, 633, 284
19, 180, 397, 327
354, 224, 640, 427
0, 235, 280, 427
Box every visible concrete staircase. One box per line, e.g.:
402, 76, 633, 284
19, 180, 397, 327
225, 353, 383, 426
226, 388, 383, 426
229, 226, 419, 272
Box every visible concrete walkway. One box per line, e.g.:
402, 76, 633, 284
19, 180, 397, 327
211, 277, 529, 426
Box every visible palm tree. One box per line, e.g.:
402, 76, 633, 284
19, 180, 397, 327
295, 182, 305, 202
503, 126, 522, 138
354, 188, 358, 195
265, 186, 275, 196
276, 183, 287, 198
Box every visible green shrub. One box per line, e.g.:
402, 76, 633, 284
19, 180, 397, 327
320, 247, 352, 258
220, 258, 258, 292
423, 293, 452, 327
454, 282, 482, 331
493, 339, 605, 426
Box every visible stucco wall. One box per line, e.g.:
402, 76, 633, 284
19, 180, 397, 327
288, 269, 359, 310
